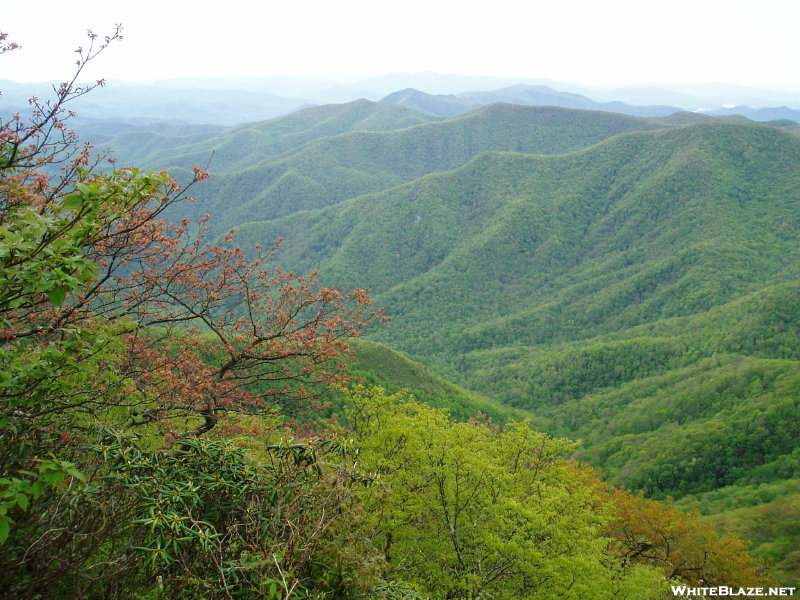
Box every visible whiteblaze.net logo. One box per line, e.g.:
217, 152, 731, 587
671, 586, 796, 597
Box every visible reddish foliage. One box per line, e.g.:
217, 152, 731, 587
116, 230, 388, 439
1, 27, 387, 439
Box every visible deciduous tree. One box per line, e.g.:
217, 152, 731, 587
345, 385, 666, 599
0, 27, 384, 550
0, 27, 385, 440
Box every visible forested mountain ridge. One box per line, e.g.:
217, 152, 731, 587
151, 103, 668, 233
379, 83, 683, 118
228, 121, 800, 349
6, 73, 798, 125
73, 119, 228, 164
113, 102, 798, 492
498, 281, 800, 581
127, 99, 441, 173
79, 98, 791, 181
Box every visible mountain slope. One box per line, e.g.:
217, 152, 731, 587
185, 104, 666, 231
460, 84, 681, 117
228, 121, 800, 354
379, 84, 683, 118
228, 119, 800, 479
76, 119, 227, 164
711, 105, 800, 123
345, 339, 527, 422
379, 88, 474, 117
105, 107, 800, 579
108, 99, 440, 173
377, 123, 800, 351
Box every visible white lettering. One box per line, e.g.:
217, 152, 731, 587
673, 586, 688, 596
672, 584, 795, 597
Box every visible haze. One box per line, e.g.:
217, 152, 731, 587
2, 0, 799, 91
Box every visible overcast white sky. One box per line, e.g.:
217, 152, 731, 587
2, 0, 799, 90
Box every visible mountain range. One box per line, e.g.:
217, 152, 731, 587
380, 84, 682, 117
4, 73, 798, 125
50, 93, 800, 582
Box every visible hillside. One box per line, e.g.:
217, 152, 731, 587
458, 281, 800, 485
179, 104, 666, 232
710, 105, 800, 123
380, 84, 682, 117
231, 122, 800, 353
488, 281, 800, 580
139, 99, 441, 173
345, 339, 527, 422
78, 99, 438, 172
459, 84, 680, 117
75, 119, 227, 163
380, 88, 472, 117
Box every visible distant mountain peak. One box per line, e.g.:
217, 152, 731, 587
378, 82, 683, 119
379, 88, 476, 117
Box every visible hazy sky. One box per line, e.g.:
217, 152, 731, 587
2, 0, 799, 90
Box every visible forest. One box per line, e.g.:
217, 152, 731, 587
2, 30, 799, 597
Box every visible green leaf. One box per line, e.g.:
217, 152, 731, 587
30, 480, 45, 500
62, 194, 83, 210
75, 183, 93, 197
15, 493, 29, 511
0, 516, 10, 545
46, 286, 66, 307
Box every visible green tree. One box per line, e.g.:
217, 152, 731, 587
345, 386, 665, 599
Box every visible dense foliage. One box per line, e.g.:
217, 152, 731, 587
343, 387, 771, 597
344, 386, 668, 599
